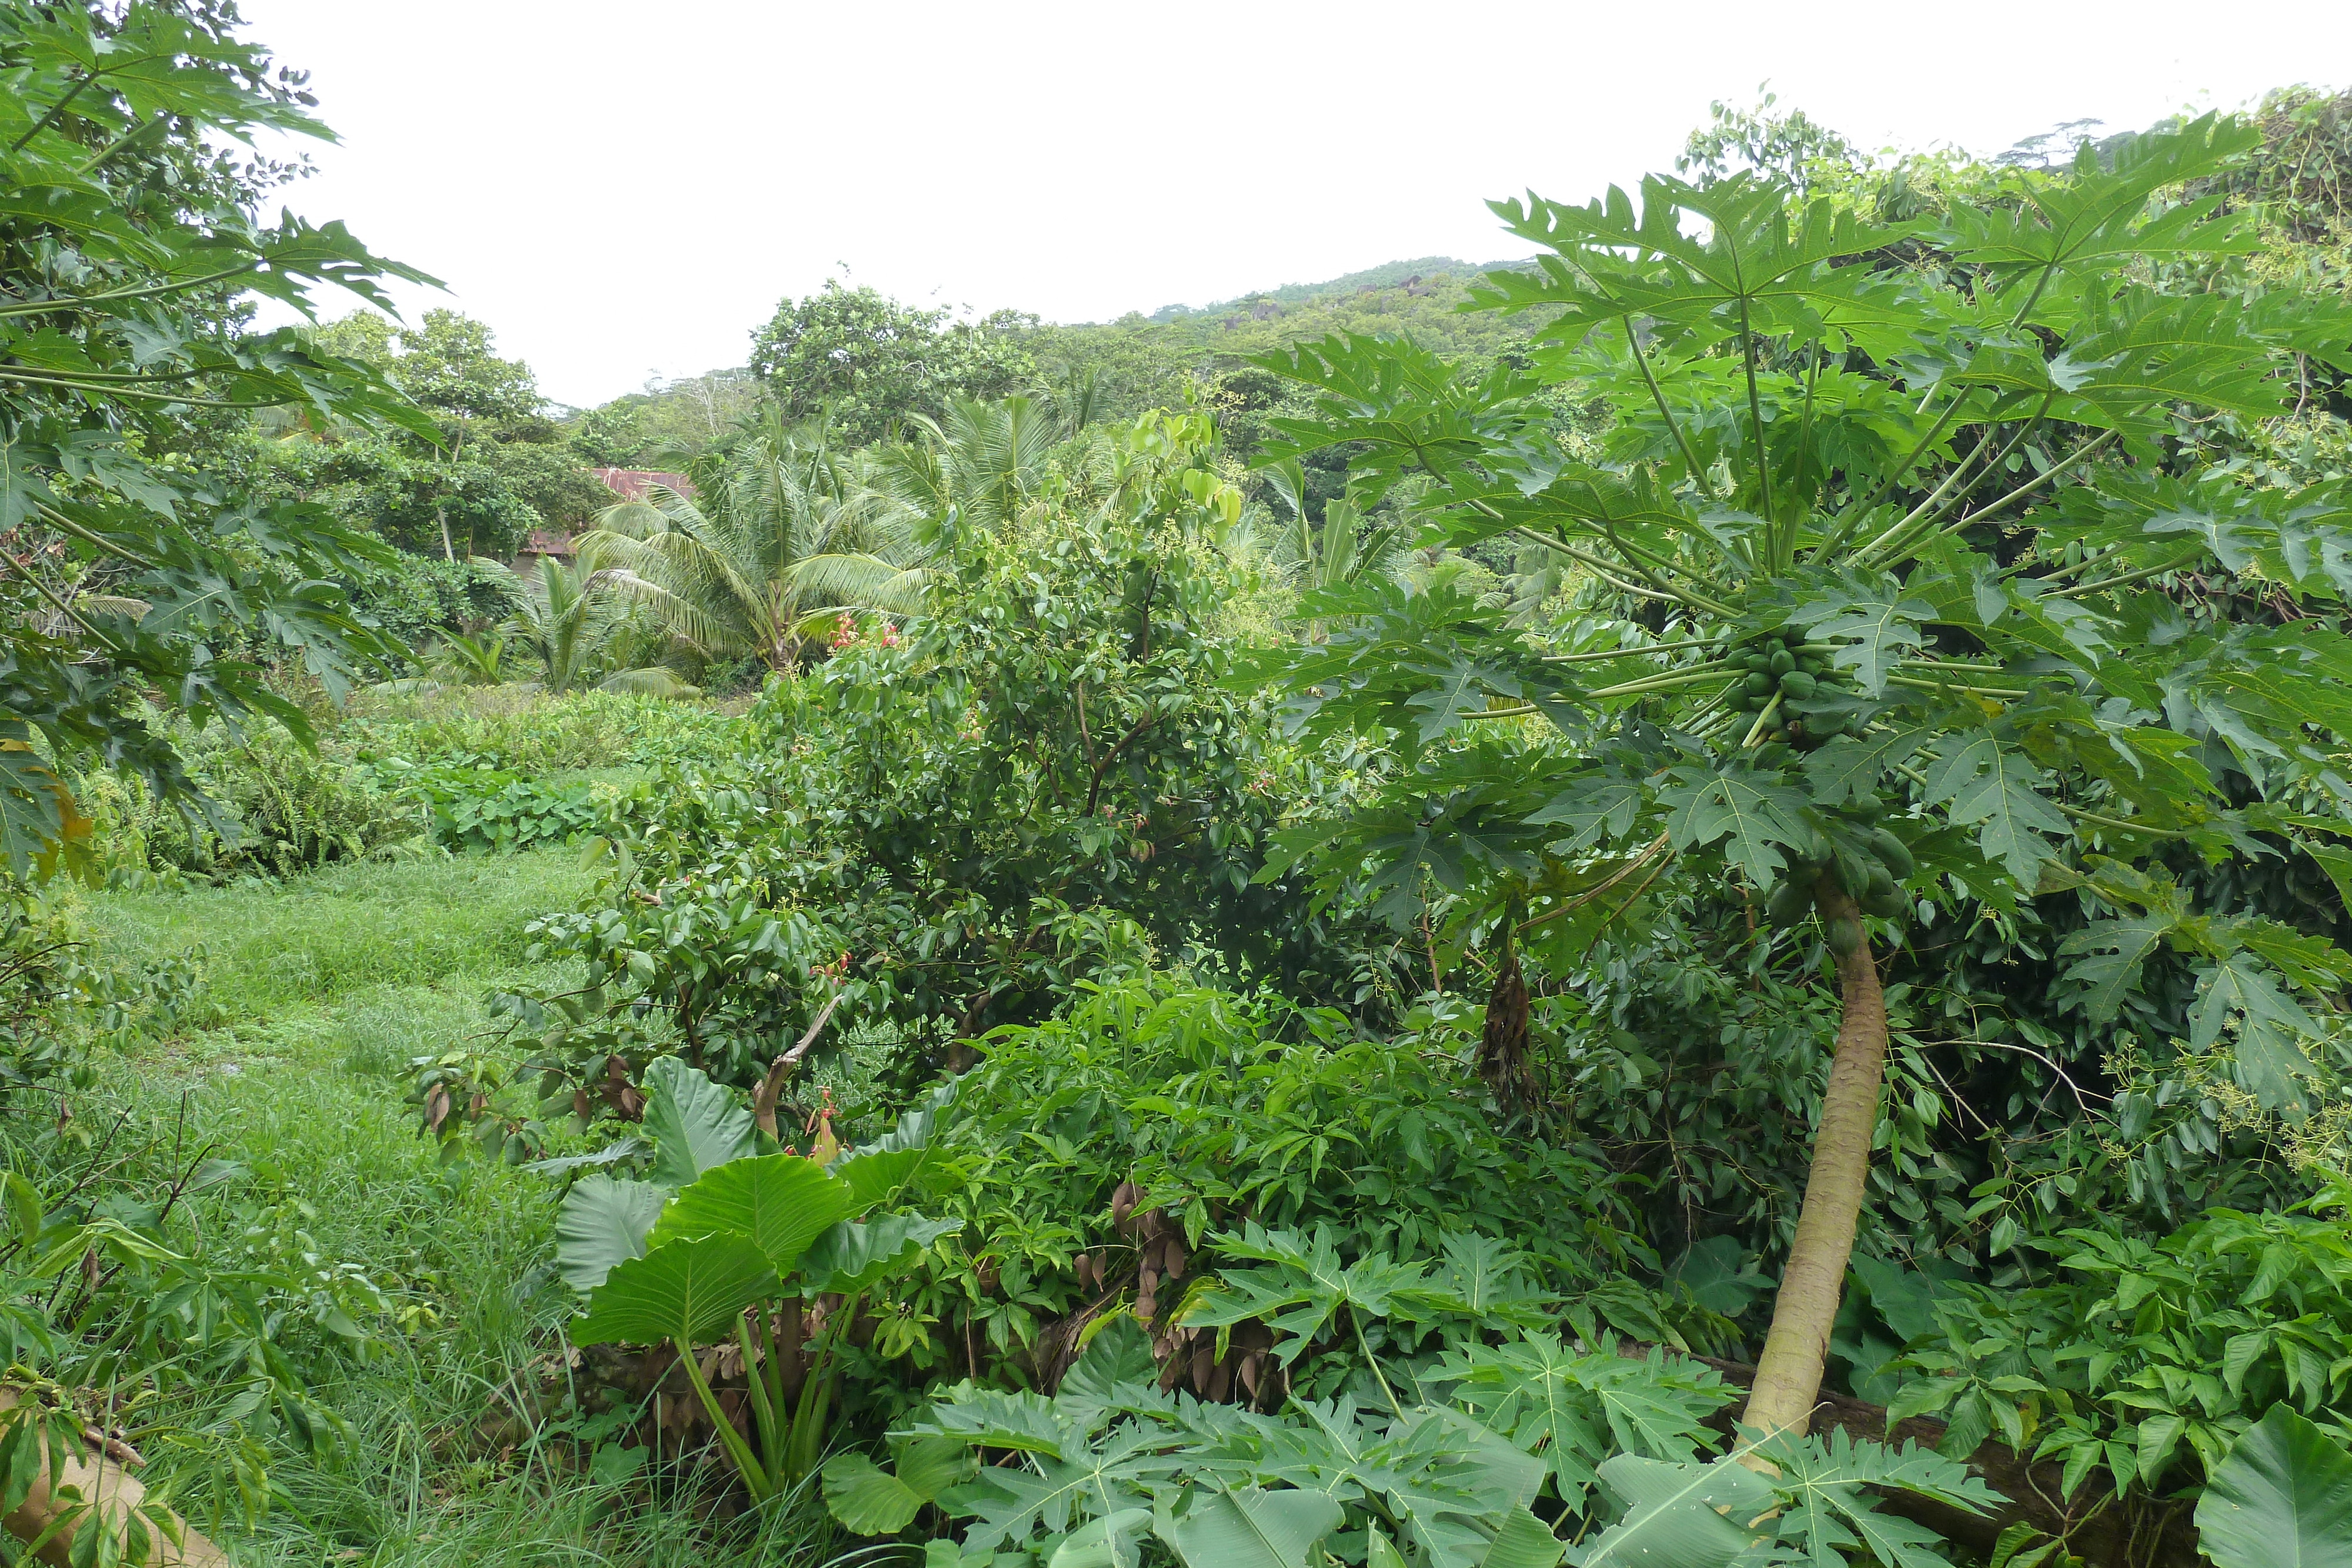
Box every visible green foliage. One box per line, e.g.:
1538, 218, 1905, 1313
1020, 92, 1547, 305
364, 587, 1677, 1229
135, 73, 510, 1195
500, 409, 1399, 1111
1882, 1202, 2352, 1496
560, 1058, 961, 1503
0, 0, 438, 871
749, 281, 1038, 447
578, 407, 926, 672
886, 978, 1716, 1402
280, 309, 610, 561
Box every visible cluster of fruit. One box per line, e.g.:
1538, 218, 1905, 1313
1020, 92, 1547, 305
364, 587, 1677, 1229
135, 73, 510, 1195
1723, 627, 1859, 745
1761, 803, 1916, 955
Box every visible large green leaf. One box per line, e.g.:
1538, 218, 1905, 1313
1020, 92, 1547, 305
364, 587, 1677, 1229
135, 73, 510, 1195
1479, 1510, 1567, 1568
823, 1439, 978, 1536
644, 1153, 856, 1275
1156, 1487, 1342, 1568
2196, 1404, 2352, 1568
821, 1452, 926, 1535
553, 1175, 667, 1294
1657, 764, 1816, 887
801, 1213, 965, 1295
570, 1233, 774, 1347
1050, 1507, 1151, 1568
642, 1057, 754, 1189
1573, 1453, 1777, 1568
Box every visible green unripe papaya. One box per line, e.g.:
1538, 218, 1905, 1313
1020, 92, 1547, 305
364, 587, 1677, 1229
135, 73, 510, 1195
1825, 915, 1864, 957
1779, 671, 1818, 700
1867, 828, 1915, 880
1745, 672, 1772, 697
1862, 887, 1908, 919
1765, 881, 1812, 925
1769, 648, 1796, 677
1865, 861, 1894, 897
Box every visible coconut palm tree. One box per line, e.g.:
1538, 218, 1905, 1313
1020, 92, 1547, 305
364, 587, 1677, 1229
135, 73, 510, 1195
503, 556, 697, 696
573, 411, 926, 673
871, 395, 1064, 535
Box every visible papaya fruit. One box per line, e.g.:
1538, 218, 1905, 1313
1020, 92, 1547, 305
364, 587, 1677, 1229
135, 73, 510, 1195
1779, 671, 1818, 700
1867, 828, 1914, 880
1825, 915, 1864, 958
1765, 881, 1812, 925
1769, 647, 1796, 677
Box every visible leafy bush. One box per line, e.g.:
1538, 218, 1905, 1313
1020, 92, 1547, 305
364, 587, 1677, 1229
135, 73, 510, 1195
348, 685, 734, 775
366, 755, 635, 852
77, 726, 415, 881
1879, 1198, 2352, 1497
896, 980, 1710, 1383
496, 412, 1402, 1115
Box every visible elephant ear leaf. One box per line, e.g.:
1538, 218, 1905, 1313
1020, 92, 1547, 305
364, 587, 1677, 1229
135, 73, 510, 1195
553, 1175, 667, 1293
646, 1153, 858, 1275
642, 1057, 754, 1189
801, 1214, 964, 1294
822, 1439, 978, 1536
1156, 1487, 1343, 1568
570, 1233, 774, 1347
2195, 1404, 2352, 1568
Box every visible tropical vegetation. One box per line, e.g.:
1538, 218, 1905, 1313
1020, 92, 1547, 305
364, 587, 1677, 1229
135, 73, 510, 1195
4, 2, 2352, 1566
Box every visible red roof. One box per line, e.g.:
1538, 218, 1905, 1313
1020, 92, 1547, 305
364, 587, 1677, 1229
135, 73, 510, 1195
592, 467, 694, 502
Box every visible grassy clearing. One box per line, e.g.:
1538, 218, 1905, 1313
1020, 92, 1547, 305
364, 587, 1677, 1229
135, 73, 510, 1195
74, 850, 857, 1567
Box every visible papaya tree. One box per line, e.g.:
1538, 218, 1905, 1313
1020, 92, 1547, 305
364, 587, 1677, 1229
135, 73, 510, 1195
1244, 115, 2352, 1440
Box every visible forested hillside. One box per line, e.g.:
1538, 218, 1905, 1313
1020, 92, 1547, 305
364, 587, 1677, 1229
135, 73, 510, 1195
5, 3, 2352, 1566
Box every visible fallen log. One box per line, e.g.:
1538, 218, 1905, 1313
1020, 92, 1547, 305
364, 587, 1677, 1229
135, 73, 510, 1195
0, 1389, 225, 1567
1634, 1345, 2200, 1568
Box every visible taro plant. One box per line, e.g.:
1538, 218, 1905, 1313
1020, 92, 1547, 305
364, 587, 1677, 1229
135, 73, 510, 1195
2195, 1402, 2352, 1568
557, 1059, 960, 1505
1244, 113, 2352, 1438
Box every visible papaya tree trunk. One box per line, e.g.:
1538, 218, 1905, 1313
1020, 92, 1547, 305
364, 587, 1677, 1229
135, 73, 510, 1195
1740, 882, 1887, 1446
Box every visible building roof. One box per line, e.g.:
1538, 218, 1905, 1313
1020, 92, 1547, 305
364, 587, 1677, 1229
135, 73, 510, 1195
591, 467, 694, 502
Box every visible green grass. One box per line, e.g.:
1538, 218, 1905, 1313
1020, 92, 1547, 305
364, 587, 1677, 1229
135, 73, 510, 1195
69, 850, 863, 1567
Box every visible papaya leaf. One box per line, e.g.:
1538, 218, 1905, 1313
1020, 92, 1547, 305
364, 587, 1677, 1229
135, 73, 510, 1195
1156, 1487, 1342, 1568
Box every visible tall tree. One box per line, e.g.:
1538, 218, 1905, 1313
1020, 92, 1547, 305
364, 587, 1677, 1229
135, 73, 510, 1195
0, 0, 435, 871
1245, 116, 2352, 1437
748, 281, 1036, 447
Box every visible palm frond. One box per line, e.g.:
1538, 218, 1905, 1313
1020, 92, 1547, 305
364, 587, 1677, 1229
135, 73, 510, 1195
596, 666, 702, 698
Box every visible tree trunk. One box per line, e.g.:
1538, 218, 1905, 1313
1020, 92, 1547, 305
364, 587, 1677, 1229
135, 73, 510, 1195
1740, 881, 1887, 1445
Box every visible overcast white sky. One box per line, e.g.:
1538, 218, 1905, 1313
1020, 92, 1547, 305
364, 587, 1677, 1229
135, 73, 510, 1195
237, 1, 2351, 410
